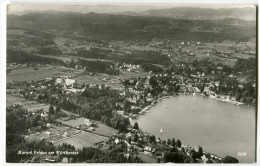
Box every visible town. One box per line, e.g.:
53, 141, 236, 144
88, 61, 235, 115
6, 5, 256, 164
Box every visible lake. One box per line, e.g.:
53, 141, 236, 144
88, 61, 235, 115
130, 95, 256, 163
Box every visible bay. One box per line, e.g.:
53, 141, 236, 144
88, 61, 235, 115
130, 95, 256, 163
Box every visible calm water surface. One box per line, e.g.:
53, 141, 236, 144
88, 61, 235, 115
130, 95, 256, 163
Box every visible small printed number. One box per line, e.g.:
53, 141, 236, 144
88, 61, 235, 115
238, 152, 246, 156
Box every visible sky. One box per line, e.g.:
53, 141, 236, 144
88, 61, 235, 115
7, 4, 256, 15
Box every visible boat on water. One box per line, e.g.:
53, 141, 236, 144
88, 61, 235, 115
160, 128, 163, 134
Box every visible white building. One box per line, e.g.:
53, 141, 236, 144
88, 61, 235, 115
144, 146, 152, 152
114, 138, 121, 144
46, 123, 51, 128
56, 78, 63, 84
65, 79, 76, 86
84, 119, 93, 126
41, 111, 48, 118
63, 132, 68, 138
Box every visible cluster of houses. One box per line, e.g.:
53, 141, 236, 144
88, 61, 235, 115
118, 63, 140, 72
75, 119, 97, 131
113, 66, 246, 116
56, 38, 105, 55
111, 125, 222, 163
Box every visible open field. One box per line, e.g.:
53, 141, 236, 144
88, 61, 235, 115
74, 69, 148, 90
137, 153, 157, 163
57, 117, 117, 136
6, 94, 51, 112
26, 125, 69, 141
93, 123, 117, 137
119, 44, 158, 52
175, 53, 237, 67
53, 37, 92, 50
174, 41, 255, 67
7, 66, 79, 82
6, 95, 74, 115
54, 131, 108, 149
74, 74, 111, 84
33, 54, 108, 63
6, 94, 26, 107
7, 29, 26, 35
56, 117, 86, 127
74, 73, 123, 90
24, 104, 50, 112
208, 56, 237, 67
118, 70, 149, 80
25, 125, 82, 142
6, 94, 117, 139
6, 89, 23, 93
232, 53, 255, 59
53, 37, 71, 47
33, 54, 75, 62
60, 109, 82, 118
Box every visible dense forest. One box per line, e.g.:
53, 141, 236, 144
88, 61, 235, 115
6, 101, 135, 163
141, 63, 164, 73
37, 47, 62, 56
114, 50, 170, 65
76, 48, 112, 59
7, 49, 65, 66
7, 12, 256, 42
232, 58, 256, 79
33, 86, 130, 132
7, 49, 120, 75
6, 135, 143, 163
77, 59, 119, 75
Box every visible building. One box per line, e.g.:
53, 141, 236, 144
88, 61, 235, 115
201, 155, 209, 163
45, 78, 52, 81
89, 127, 95, 131
65, 79, 76, 86
114, 138, 121, 144
73, 83, 83, 89
144, 146, 152, 152
126, 132, 132, 138
46, 123, 52, 128
41, 111, 48, 119
63, 132, 68, 138
84, 119, 93, 126
56, 78, 64, 84
45, 131, 52, 135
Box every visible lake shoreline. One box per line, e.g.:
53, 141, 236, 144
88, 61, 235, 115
130, 93, 255, 163
135, 92, 254, 117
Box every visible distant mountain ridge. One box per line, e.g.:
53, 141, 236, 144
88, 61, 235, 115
9, 10, 79, 16
7, 10, 256, 42
8, 7, 256, 21
115, 7, 256, 20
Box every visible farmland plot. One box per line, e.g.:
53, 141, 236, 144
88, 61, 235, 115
54, 131, 108, 149
93, 123, 117, 137
6, 94, 26, 107
56, 117, 86, 127
7, 66, 77, 82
